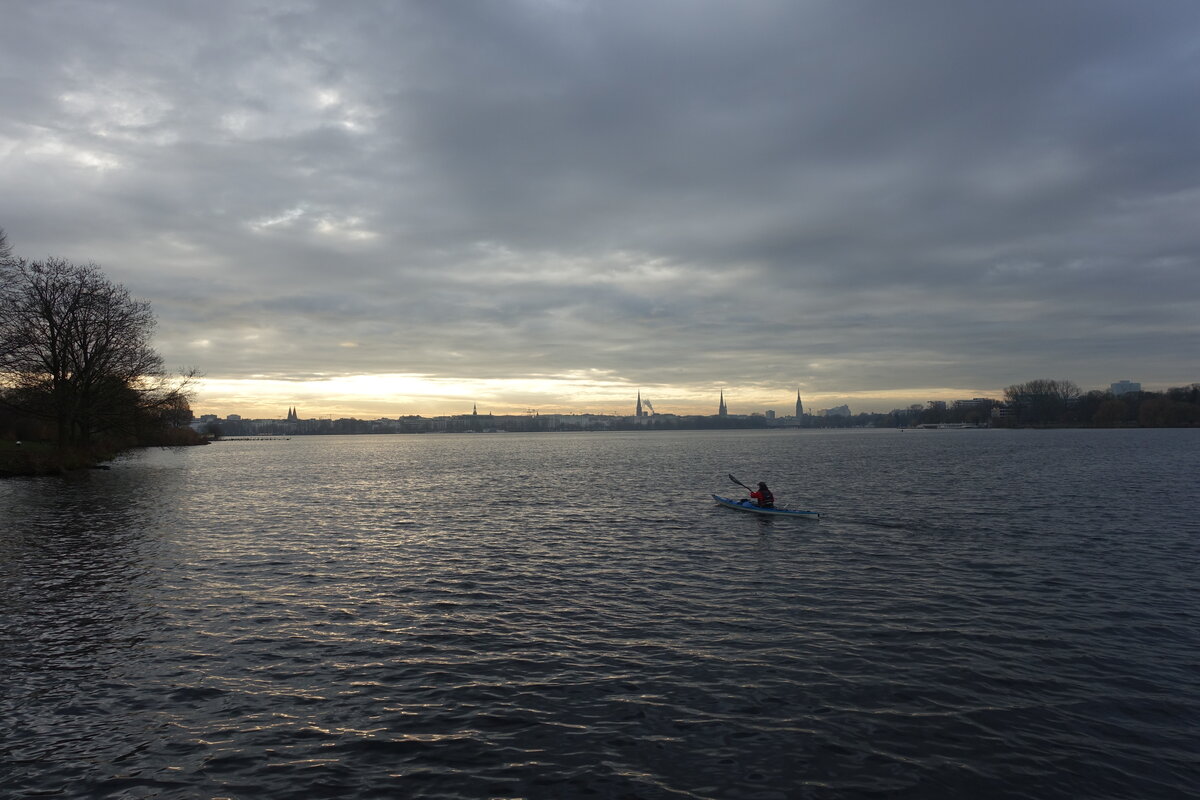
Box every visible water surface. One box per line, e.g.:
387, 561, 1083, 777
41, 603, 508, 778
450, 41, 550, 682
2, 429, 1197, 798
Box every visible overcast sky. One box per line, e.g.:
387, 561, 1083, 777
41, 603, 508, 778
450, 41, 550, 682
2, 1, 1197, 417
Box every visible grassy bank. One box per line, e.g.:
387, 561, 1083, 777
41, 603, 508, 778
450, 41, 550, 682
0, 428, 206, 477
0, 440, 116, 476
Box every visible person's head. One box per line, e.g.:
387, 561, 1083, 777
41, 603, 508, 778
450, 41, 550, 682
757, 482, 768, 490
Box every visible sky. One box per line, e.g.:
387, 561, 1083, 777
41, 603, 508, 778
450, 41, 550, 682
2, 0, 1198, 418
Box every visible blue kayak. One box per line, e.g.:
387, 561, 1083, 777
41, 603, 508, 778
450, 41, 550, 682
712, 494, 821, 519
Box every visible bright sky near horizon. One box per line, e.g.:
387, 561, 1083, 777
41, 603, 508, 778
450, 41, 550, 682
2, 1, 1197, 419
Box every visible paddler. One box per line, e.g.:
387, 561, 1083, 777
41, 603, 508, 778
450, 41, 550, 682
749, 481, 775, 508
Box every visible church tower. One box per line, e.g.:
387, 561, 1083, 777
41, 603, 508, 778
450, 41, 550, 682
636, 391, 643, 418
795, 390, 804, 418
718, 390, 728, 416
286, 407, 298, 422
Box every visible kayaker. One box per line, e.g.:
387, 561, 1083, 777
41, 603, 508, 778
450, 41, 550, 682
749, 482, 775, 508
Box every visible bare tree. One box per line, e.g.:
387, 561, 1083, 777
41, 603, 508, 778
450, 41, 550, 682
0, 227, 13, 267
1004, 378, 1080, 424
0, 256, 196, 449
1055, 379, 1082, 405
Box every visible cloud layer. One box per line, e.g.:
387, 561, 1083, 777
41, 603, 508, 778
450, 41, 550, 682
2, 1, 1197, 415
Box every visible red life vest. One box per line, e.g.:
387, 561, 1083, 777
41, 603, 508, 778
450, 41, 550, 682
751, 488, 774, 507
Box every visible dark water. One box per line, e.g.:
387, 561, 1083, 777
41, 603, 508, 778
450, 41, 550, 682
2, 428, 1198, 799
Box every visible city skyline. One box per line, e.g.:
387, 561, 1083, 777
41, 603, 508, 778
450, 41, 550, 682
190, 375, 1178, 420
191, 379, 1012, 420
202, 390, 814, 421
3, 3, 1197, 418
195, 380, 1166, 423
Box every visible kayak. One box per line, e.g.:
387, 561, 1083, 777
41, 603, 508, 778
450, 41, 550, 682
712, 494, 821, 519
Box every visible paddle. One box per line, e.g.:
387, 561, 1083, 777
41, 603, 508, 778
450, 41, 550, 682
728, 473, 752, 492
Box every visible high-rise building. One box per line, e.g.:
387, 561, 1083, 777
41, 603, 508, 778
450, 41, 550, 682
1110, 380, 1142, 396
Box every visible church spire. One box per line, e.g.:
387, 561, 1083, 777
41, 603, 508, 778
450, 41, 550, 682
636, 391, 643, 418
718, 390, 727, 416
795, 389, 803, 418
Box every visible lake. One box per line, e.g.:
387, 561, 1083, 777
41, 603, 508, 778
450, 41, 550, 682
2, 428, 1197, 798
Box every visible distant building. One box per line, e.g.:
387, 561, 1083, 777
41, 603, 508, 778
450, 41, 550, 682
286, 407, 299, 422
636, 392, 645, 418
718, 390, 728, 416
795, 390, 804, 418
227, 414, 241, 421
766, 410, 776, 420
1110, 380, 1142, 396
820, 405, 851, 418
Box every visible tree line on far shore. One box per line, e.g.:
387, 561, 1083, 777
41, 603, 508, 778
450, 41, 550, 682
818, 379, 1199, 429
0, 227, 200, 474
999, 378, 1200, 427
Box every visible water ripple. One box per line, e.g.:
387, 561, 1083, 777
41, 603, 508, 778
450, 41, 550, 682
2, 430, 1198, 798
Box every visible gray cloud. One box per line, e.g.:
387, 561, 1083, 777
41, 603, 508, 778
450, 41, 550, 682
2, 0, 1197, 414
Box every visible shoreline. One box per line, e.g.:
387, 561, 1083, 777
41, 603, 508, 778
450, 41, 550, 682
0, 438, 208, 478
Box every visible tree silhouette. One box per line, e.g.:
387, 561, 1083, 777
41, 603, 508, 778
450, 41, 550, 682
0, 256, 196, 449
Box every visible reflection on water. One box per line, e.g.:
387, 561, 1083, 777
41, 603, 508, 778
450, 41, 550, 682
2, 463, 184, 793
2, 430, 1198, 798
